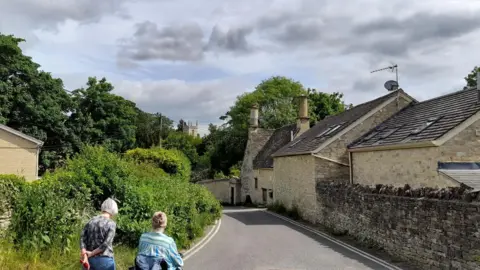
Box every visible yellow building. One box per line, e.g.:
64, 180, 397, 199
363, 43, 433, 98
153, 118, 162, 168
271, 90, 415, 223
349, 87, 480, 190
0, 124, 43, 180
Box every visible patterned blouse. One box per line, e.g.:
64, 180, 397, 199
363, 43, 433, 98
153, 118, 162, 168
80, 215, 117, 257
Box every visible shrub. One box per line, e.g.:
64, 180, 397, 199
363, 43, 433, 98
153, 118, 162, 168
7, 145, 221, 252
125, 147, 191, 181
0, 175, 25, 216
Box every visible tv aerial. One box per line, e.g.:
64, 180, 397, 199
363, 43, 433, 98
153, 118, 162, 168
371, 64, 399, 91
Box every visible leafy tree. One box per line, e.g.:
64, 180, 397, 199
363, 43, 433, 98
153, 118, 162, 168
176, 119, 186, 131
0, 33, 75, 172
465, 66, 480, 88
307, 88, 348, 124
162, 131, 201, 167
135, 111, 173, 148
68, 77, 138, 153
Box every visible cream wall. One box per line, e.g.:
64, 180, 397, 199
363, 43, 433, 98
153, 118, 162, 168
197, 179, 231, 204
251, 169, 274, 204
273, 155, 317, 223
352, 118, 480, 188
318, 95, 412, 163
0, 129, 39, 181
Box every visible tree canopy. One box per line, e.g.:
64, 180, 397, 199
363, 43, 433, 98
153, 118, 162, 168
465, 66, 480, 88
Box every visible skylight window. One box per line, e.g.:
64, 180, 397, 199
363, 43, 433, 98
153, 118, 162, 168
316, 123, 343, 138
411, 117, 440, 135
379, 128, 399, 139
364, 131, 379, 140
289, 138, 304, 147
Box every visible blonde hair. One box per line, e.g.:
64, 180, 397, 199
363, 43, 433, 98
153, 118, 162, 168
152, 211, 167, 229
101, 198, 118, 216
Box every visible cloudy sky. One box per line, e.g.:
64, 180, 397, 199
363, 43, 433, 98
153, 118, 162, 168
1, 0, 479, 135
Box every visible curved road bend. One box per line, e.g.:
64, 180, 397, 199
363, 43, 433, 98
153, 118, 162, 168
184, 208, 402, 270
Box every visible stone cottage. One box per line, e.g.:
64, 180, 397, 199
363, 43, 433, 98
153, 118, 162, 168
271, 89, 416, 223
0, 124, 43, 180
240, 96, 310, 205
348, 85, 480, 190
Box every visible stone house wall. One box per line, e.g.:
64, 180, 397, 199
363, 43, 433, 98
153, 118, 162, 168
352, 118, 480, 188
318, 95, 412, 163
273, 155, 317, 223
316, 182, 480, 270
251, 169, 274, 205
240, 128, 274, 203
0, 129, 39, 181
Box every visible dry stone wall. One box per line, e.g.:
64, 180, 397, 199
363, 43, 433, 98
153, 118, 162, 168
316, 182, 480, 270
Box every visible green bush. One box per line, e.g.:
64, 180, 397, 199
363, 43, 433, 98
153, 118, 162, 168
7, 145, 221, 252
0, 175, 26, 216
125, 147, 191, 181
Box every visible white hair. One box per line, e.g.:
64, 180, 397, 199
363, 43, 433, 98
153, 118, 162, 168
101, 198, 118, 216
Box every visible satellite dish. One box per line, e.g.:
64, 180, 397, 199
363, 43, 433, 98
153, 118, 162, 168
384, 80, 399, 91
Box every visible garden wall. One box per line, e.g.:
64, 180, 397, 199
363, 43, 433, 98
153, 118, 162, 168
198, 179, 231, 204
316, 182, 480, 270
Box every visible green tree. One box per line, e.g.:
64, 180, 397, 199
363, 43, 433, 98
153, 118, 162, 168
162, 131, 202, 167
135, 110, 173, 148
465, 66, 480, 88
307, 88, 348, 124
68, 77, 138, 153
0, 33, 75, 172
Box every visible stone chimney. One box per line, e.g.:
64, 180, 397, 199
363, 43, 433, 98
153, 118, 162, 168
250, 104, 259, 128
296, 95, 310, 137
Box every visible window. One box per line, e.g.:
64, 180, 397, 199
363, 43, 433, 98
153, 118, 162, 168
289, 138, 304, 147
254, 177, 258, 189
269, 190, 273, 199
316, 123, 344, 138
411, 117, 439, 135
379, 128, 399, 139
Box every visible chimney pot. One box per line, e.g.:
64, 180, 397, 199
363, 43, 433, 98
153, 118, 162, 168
250, 104, 259, 128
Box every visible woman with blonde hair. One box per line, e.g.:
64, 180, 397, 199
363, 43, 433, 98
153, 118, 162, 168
135, 211, 184, 270
80, 198, 118, 270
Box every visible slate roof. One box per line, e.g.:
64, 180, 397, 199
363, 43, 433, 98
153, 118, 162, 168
272, 90, 403, 157
348, 88, 480, 149
253, 124, 299, 169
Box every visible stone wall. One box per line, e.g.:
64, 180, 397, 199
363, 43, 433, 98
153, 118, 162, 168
352, 117, 480, 188
250, 169, 274, 205
316, 182, 480, 270
0, 129, 39, 181
197, 179, 231, 204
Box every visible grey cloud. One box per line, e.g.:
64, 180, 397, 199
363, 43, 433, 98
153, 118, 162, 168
119, 21, 253, 63
1, 0, 133, 30
120, 21, 205, 61
346, 11, 480, 57
206, 25, 253, 53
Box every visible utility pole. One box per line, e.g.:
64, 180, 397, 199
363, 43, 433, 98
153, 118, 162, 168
159, 116, 163, 148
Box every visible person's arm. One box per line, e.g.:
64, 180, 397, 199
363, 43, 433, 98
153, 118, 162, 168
80, 224, 88, 258
88, 222, 116, 257
167, 240, 184, 267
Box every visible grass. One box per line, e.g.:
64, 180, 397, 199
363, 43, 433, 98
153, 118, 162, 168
0, 236, 136, 270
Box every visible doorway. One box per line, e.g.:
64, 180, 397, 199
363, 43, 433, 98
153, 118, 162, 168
230, 187, 234, 205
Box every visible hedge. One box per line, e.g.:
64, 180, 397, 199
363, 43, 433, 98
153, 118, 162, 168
3, 146, 221, 253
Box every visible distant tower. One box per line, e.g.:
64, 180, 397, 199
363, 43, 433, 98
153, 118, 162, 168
182, 120, 198, 137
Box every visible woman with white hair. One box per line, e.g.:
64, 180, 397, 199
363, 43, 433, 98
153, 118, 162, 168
134, 211, 184, 270
80, 198, 118, 270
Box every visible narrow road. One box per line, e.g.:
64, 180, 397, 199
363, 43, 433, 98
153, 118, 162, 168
184, 208, 402, 270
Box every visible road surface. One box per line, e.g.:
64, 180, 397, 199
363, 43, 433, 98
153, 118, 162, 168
184, 208, 402, 270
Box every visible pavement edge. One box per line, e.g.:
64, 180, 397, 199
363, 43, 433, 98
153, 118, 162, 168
182, 218, 222, 261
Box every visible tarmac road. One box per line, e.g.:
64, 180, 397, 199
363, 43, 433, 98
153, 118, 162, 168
184, 208, 403, 270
